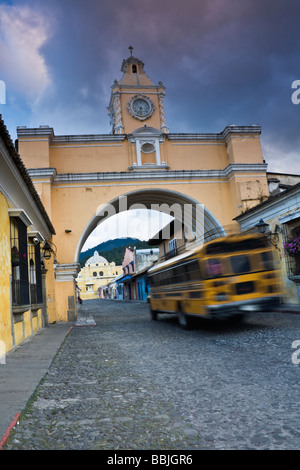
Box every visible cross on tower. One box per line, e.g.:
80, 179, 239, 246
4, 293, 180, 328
129, 45, 133, 57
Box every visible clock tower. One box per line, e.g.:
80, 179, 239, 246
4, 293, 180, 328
108, 47, 168, 135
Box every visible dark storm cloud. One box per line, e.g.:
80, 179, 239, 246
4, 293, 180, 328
1, 0, 300, 171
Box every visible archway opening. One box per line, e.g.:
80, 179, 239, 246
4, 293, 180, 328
75, 189, 225, 301
75, 188, 225, 264
81, 208, 173, 252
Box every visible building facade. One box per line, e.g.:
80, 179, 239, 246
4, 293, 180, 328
119, 246, 159, 300
235, 173, 300, 305
0, 115, 55, 354
76, 251, 122, 300
148, 220, 190, 262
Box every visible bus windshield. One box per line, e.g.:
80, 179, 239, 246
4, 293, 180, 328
205, 237, 267, 254
203, 238, 274, 279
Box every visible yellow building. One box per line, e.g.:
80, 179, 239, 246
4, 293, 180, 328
76, 251, 122, 300
16, 49, 270, 321
235, 174, 300, 305
0, 115, 55, 355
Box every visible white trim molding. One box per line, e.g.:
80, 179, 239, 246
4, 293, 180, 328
279, 209, 300, 224
29, 163, 267, 184
55, 263, 81, 282
8, 208, 33, 227
27, 230, 44, 242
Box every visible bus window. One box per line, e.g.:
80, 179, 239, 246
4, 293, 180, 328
186, 260, 202, 281
230, 255, 250, 274
176, 264, 191, 283
261, 251, 274, 270
172, 266, 182, 283
160, 271, 167, 285
164, 269, 172, 285
206, 258, 223, 278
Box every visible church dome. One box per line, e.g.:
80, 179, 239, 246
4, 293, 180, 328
85, 251, 108, 266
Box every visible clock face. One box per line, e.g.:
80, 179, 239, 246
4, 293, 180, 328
127, 94, 155, 120
132, 98, 151, 117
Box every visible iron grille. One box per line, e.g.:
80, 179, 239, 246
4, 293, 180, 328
10, 217, 30, 306
282, 225, 300, 277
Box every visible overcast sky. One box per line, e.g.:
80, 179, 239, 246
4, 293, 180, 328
1, 0, 300, 249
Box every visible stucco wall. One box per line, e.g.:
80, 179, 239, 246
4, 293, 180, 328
0, 192, 13, 353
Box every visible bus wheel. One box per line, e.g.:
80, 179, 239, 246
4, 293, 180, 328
150, 308, 158, 320
178, 308, 191, 329
228, 313, 244, 323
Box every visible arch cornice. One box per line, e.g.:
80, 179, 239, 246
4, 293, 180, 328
27, 163, 268, 184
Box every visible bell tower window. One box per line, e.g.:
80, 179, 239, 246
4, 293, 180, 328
132, 64, 137, 73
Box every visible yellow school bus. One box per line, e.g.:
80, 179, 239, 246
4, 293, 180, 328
148, 233, 282, 328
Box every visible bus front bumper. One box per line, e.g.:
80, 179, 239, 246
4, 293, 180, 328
207, 296, 281, 319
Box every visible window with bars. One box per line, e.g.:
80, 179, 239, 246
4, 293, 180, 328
165, 238, 178, 259
28, 241, 43, 305
282, 224, 300, 277
10, 217, 43, 307
10, 217, 29, 306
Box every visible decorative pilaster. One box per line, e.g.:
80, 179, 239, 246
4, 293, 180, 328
41, 268, 48, 327
54, 263, 81, 322
112, 92, 124, 134
158, 91, 169, 134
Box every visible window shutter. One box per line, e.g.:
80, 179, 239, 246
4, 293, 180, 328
18, 218, 29, 305
35, 243, 43, 304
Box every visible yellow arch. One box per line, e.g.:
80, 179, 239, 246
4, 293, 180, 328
74, 188, 225, 263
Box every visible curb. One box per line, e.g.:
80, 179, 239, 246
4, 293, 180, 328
0, 413, 20, 450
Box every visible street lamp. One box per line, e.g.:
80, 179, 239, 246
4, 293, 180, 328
42, 241, 57, 260
255, 219, 269, 234
254, 219, 281, 248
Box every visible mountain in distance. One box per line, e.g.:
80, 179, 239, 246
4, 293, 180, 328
79, 237, 157, 267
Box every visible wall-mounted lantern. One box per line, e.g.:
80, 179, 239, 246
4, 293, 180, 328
255, 219, 269, 234
255, 219, 281, 248
42, 241, 57, 260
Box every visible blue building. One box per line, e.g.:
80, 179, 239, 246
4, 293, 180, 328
132, 267, 151, 301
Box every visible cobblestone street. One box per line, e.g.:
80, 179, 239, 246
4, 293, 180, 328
4, 299, 300, 450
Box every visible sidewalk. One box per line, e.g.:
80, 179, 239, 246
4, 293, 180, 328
0, 322, 72, 448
